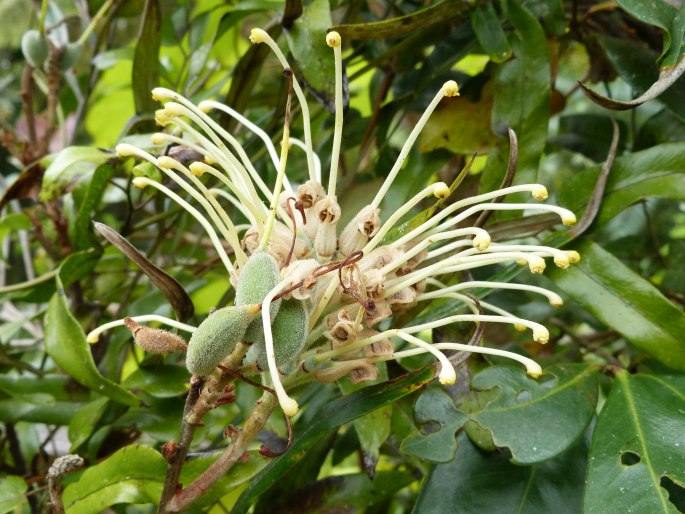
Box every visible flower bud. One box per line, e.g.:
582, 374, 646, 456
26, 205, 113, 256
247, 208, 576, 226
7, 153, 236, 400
124, 318, 188, 353
256, 299, 309, 370
338, 205, 381, 256
186, 305, 260, 375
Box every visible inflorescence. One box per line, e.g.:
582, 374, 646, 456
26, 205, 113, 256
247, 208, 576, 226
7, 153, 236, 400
87, 28, 578, 417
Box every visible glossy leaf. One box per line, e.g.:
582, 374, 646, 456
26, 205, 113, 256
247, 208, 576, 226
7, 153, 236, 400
616, 0, 685, 67
73, 163, 116, 251
481, 0, 550, 191
62, 445, 166, 513
39, 146, 111, 201
0, 400, 81, 425
0, 476, 27, 514
45, 255, 139, 406
284, 0, 336, 109
549, 239, 685, 371
471, 2, 511, 63
401, 387, 468, 463
414, 433, 587, 514
559, 142, 685, 228
584, 370, 685, 513
68, 396, 109, 451
466, 364, 598, 464
132, 0, 161, 114
230, 366, 436, 514
586, 35, 685, 120
331, 0, 478, 40
122, 365, 189, 398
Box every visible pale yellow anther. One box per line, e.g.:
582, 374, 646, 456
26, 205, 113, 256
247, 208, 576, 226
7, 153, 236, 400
189, 162, 207, 177
433, 182, 450, 199
326, 31, 341, 48
562, 213, 577, 226
151, 87, 174, 101
155, 109, 171, 127
514, 323, 527, 332
439, 366, 457, 385
249, 28, 267, 44
442, 80, 460, 97
473, 233, 491, 252
115, 143, 137, 157
150, 133, 166, 145
156, 156, 178, 169
528, 255, 546, 274
532, 185, 548, 201
197, 100, 212, 113
86, 333, 99, 343
533, 327, 550, 344
549, 294, 564, 308
132, 177, 149, 189
554, 254, 570, 269
281, 397, 299, 417
526, 362, 543, 378
163, 102, 185, 117
204, 155, 216, 166
567, 250, 581, 264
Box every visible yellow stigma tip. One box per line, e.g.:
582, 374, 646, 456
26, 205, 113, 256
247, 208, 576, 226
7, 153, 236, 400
433, 182, 450, 199
562, 214, 577, 226
281, 397, 299, 417
567, 251, 581, 264
443, 80, 460, 97
527, 364, 543, 378
249, 28, 267, 44
197, 101, 212, 113
132, 177, 149, 189
157, 156, 177, 169
532, 185, 548, 201
326, 31, 341, 48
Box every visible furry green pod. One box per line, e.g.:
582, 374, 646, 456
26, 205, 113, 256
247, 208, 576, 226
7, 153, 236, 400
21, 30, 49, 68
256, 299, 309, 371
235, 250, 281, 343
186, 304, 259, 375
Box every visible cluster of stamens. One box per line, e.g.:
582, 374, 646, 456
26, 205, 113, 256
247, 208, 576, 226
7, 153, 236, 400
87, 28, 579, 416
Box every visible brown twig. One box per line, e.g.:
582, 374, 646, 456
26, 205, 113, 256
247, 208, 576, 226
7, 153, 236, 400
167, 392, 278, 512
19, 65, 38, 152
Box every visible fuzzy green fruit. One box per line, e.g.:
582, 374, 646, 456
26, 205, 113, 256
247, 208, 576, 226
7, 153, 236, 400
21, 30, 49, 68
59, 42, 82, 70
235, 250, 281, 343
256, 299, 309, 371
186, 304, 259, 375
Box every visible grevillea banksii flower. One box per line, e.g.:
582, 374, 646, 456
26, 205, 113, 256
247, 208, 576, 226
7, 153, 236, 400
88, 28, 579, 417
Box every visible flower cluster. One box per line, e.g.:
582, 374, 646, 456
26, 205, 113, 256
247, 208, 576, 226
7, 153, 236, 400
88, 28, 578, 416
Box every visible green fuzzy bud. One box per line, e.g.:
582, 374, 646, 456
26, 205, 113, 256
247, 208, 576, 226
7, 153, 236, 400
256, 299, 309, 371
59, 42, 82, 70
235, 250, 281, 343
186, 304, 259, 375
21, 30, 49, 68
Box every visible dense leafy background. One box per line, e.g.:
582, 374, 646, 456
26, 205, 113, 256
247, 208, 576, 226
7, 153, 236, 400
2, 0, 685, 512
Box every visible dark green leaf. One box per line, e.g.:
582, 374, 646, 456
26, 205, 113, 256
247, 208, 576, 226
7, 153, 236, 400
62, 445, 166, 513
122, 365, 189, 398
549, 239, 685, 371
481, 0, 550, 191
284, 0, 336, 108
68, 396, 109, 451
584, 370, 685, 513
39, 146, 112, 201
45, 255, 139, 406
616, 0, 684, 67
401, 387, 468, 463
466, 364, 598, 464
94, 222, 194, 321
132, 0, 161, 114
0, 400, 81, 425
583, 35, 685, 120
230, 366, 436, 514
471, 2, 511, 63
414, 433, 587, 514
332, 0, 481, 40
74, 164, 116, 251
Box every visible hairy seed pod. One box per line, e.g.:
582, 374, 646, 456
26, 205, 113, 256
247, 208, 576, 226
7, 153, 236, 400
256, 299, 309, 371
124, 317, 188, 353
186, 305, 259, 375
235, 250, 282, 343
21, 30, 49, 68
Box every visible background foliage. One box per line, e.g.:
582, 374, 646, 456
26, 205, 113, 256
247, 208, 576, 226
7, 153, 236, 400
2, 0, 685, 512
